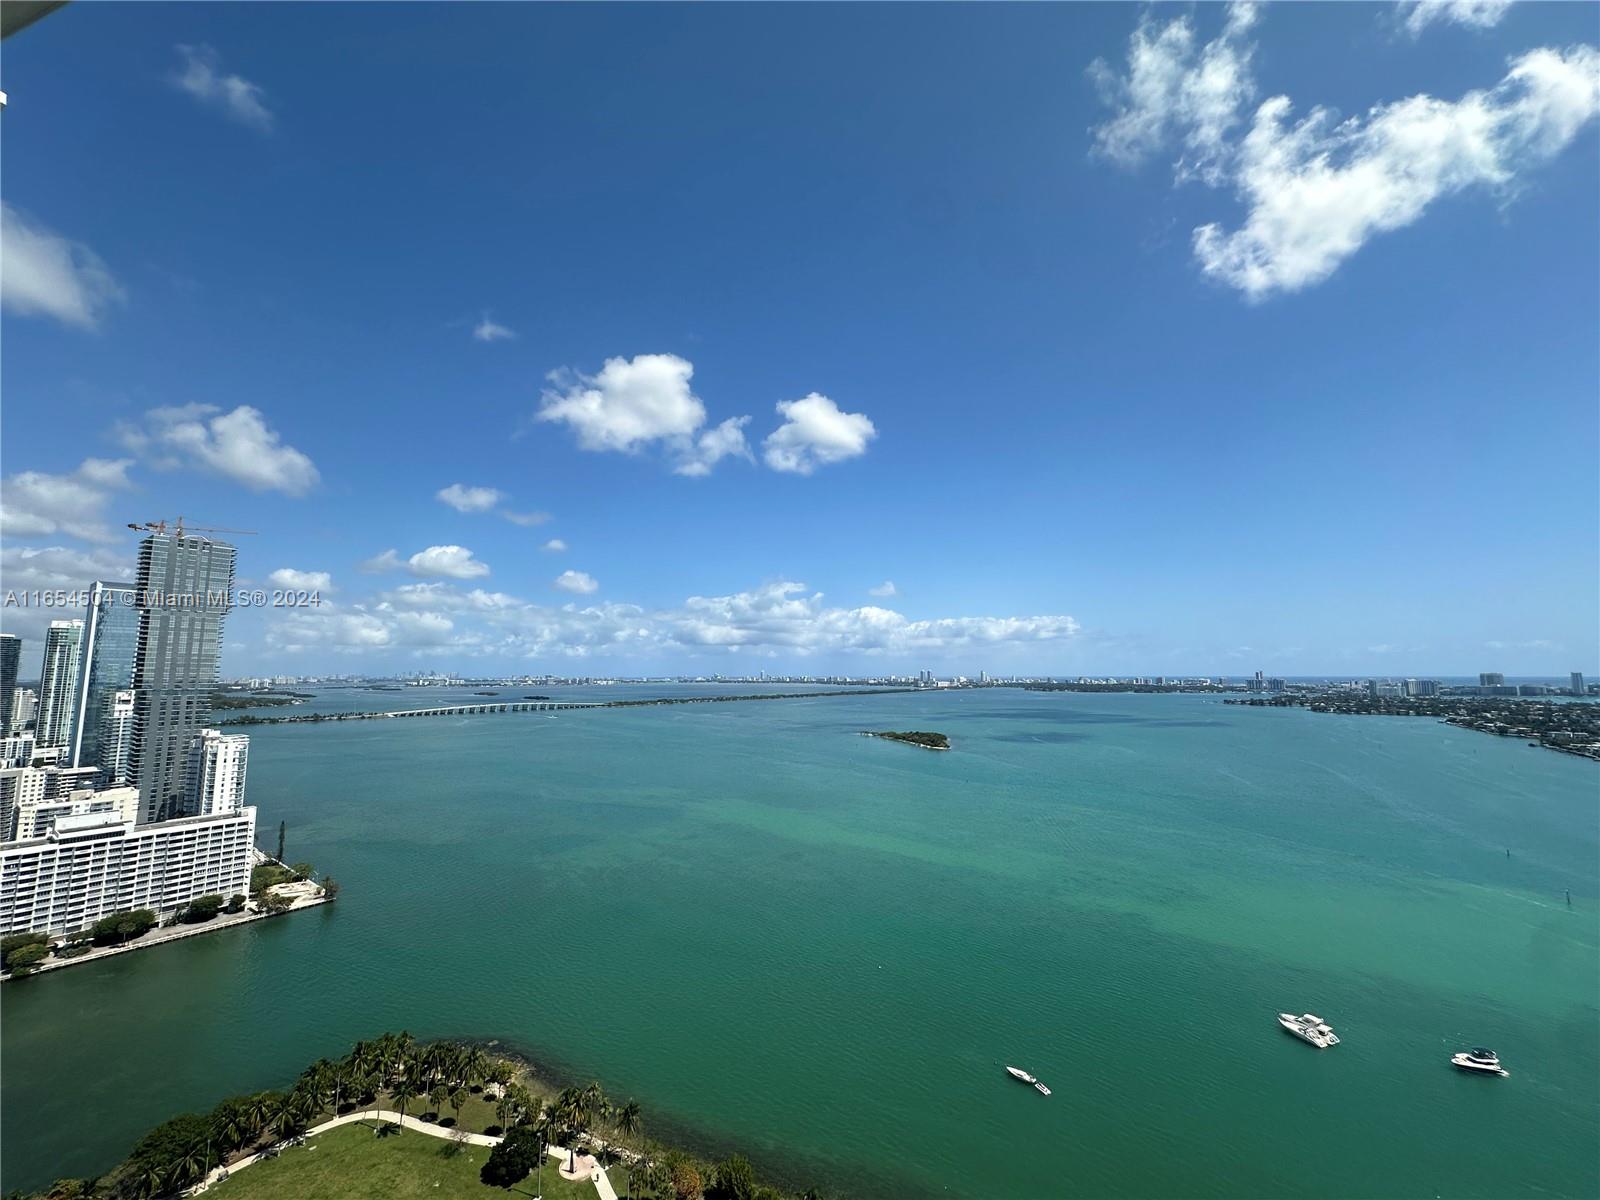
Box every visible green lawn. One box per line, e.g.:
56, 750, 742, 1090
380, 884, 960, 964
207, 1122, 600, 1200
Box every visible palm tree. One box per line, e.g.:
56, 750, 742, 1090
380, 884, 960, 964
209, 1100, 245, 1155
614, 1099, 641, 1142
495, 1091, 517, 1130
390, 1076, 420, 1129
532, 1110, 553, 1200
552, 1088, 582, 1171
486, 1058, 514, 1096
429, 1083, 450, 1121
246, 1092, 277, 1140
134, 1157, 168, 1200
449, 1086, 468, 1126
273, 1087, 314, 1140
174, 1137, 211, 1188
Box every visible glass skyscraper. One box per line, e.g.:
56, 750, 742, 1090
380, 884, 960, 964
68, 581, 140, 786
0, 634, 18, 739
35, 621, 85, 750
130, 533, 236, 822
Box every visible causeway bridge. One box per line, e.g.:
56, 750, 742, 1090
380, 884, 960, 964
218, 688, 926, 729
382, 701, 600, 719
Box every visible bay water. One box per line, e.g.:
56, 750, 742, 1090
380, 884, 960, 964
2, 688, 1595, 1197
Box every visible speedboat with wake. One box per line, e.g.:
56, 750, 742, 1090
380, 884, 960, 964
1451, 1048, 1508, 1077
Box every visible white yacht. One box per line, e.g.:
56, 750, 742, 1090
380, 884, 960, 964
1277, 1012, 1340, 1048
1004, 1065, 1037, 1085
1451, 1048, 1508, 1077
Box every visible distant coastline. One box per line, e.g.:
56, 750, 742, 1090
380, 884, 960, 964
1226, 694, 1600, 761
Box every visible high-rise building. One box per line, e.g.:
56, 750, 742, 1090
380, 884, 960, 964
1571, 672, 1587, 697
1479, 672, 1505, 687
68, 582, 140, 785
0, 733, 35, 770
10, 688, 36, 731
0, 804, 256, 936
186, 728, 249, 816
0, 634, 18, 739
0, 764, 100, 842
1404, 679, 1440, 697
129, 532, 236, 822
35, 621, 85, 750
2, 774, 137, 843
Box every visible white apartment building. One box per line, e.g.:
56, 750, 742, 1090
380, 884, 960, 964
9, 784, 139, 843
0, 732, 35, 770
186, 728, 249, 816
97, 689, 136, 785
10, 687, 37, 731
0, 805, 256, 936
1, 765, 100, 842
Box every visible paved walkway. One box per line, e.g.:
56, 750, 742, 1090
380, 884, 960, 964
556, 1148, 619, 1200
186, 1109, 617, 1199
3, 894, 330, 982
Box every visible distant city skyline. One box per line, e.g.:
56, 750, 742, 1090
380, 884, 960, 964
3, 3, 1596, 678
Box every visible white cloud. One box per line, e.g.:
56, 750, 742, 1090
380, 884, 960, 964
171, 44, 273, 131
539, 353, 706, 453
472, 314, 517, 342
672, 582, 1079, 655
869, 581, 898, 598
542, 539, 567, 552
261, 576, 1081, 665
268, 602, 397, 653
1400, 0, 1515, 37
762, 394, 876, 474
1194, 46, 1600, 298
553, 569, 599, 595
0, 544, 135, 656
362, 545, 490, 580
538, 353, 756, 475
118, 404, 319, 495
675, 416, 753, 477
1090, 6, 1600, 299
503, 510, 552, 527
268, 568, 333, 592
1, 203, 124, 330
0, 458, 134, 544
437, 483, 504, 513
1088, 2, 1259, 185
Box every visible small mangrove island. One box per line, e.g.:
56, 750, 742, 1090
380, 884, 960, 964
863, 730, 950, 751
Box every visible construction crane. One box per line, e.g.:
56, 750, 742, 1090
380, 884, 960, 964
127, 518, 258, 542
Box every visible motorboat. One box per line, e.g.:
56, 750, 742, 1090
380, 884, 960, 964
1004, 1065, 1037, 1085
1451, 1048, 1508, 1077
1277, 1012, 1340, 1048
1033, 1082, 1052, 1096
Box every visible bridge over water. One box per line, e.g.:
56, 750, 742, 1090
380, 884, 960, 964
382, 701, 600, 719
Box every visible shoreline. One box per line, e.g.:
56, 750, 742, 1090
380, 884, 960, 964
1, 893, 332, 983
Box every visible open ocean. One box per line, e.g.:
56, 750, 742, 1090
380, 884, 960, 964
2, 686, 1596, 1197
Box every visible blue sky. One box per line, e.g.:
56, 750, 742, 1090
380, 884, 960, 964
2, 1, 1596, 678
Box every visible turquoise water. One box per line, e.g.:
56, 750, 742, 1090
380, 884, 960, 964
3, 689, 1596, 1197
